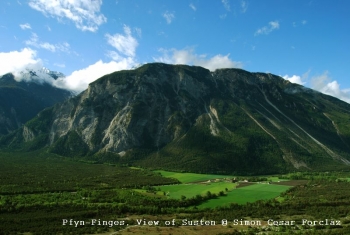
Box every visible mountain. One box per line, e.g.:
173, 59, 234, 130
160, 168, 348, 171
1, 63, 350, 174
0, 71, 72, 135
18, 67, 66, 81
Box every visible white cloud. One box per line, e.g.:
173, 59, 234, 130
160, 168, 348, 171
311, 72, 350, 103
163, 11, 175, 24
255, 21, 280, 36
19, 23, 31, 30
54, 25, 139, 93
28, 0, 106, 32
222, 0, 231, 11
310, 71, 331, 90
154, 48, 243, 71
241, 0, 248, 13
283, 71, 350, 103
270, 21, 279, 29
302, 20, 307, 25
0, 48, 42, 77
0, 48, 58, 84
105, 25, 138, 58
286, 71, 350, 104
25, 33, 70, 53
189, 3, 196, 11
54, 59, 135, 92
0, 48, 135, 93
283, 75, 305, 85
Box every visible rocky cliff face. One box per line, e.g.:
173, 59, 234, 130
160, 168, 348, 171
2, 63, 350, 174
49, 64, 213, 152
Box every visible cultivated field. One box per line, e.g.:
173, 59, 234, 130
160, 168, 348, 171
199, 183, 291, 208
155, 170, 293, 208
159, 181, 236, 199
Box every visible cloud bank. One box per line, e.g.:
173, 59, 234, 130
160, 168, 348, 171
0, 48, 64, 84
0, 48, 42, 78
0, 48, 135, 93
53, 59, 134, 92
1, 24, 139, 93
55, 25, 138, 92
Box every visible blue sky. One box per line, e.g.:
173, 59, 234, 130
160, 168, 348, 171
0, 0, 349, 103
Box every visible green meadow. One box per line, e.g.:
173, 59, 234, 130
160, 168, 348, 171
198, 183, 291, 208
154, 170, 292, 209
154, 170, 231, 183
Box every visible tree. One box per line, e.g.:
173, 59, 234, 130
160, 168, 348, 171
206, 191, 212, 198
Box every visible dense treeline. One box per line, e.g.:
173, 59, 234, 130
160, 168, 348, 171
0, 151, 179, 194
279, 171, 350, 181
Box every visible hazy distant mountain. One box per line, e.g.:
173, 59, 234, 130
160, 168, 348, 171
2, 63, 350, 174
0, 71, 72, 135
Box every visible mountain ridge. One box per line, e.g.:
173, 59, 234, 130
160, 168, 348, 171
1, 63, 350, 174
0, 72, 73, 135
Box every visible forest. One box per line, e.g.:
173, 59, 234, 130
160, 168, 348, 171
0, 150, 350, 234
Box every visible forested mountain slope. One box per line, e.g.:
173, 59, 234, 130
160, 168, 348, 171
0, 73, 72, 135
2, 63, 350, 174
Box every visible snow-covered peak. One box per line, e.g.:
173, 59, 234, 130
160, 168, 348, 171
13, 66, 65, 85
20, 67, 65, 80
